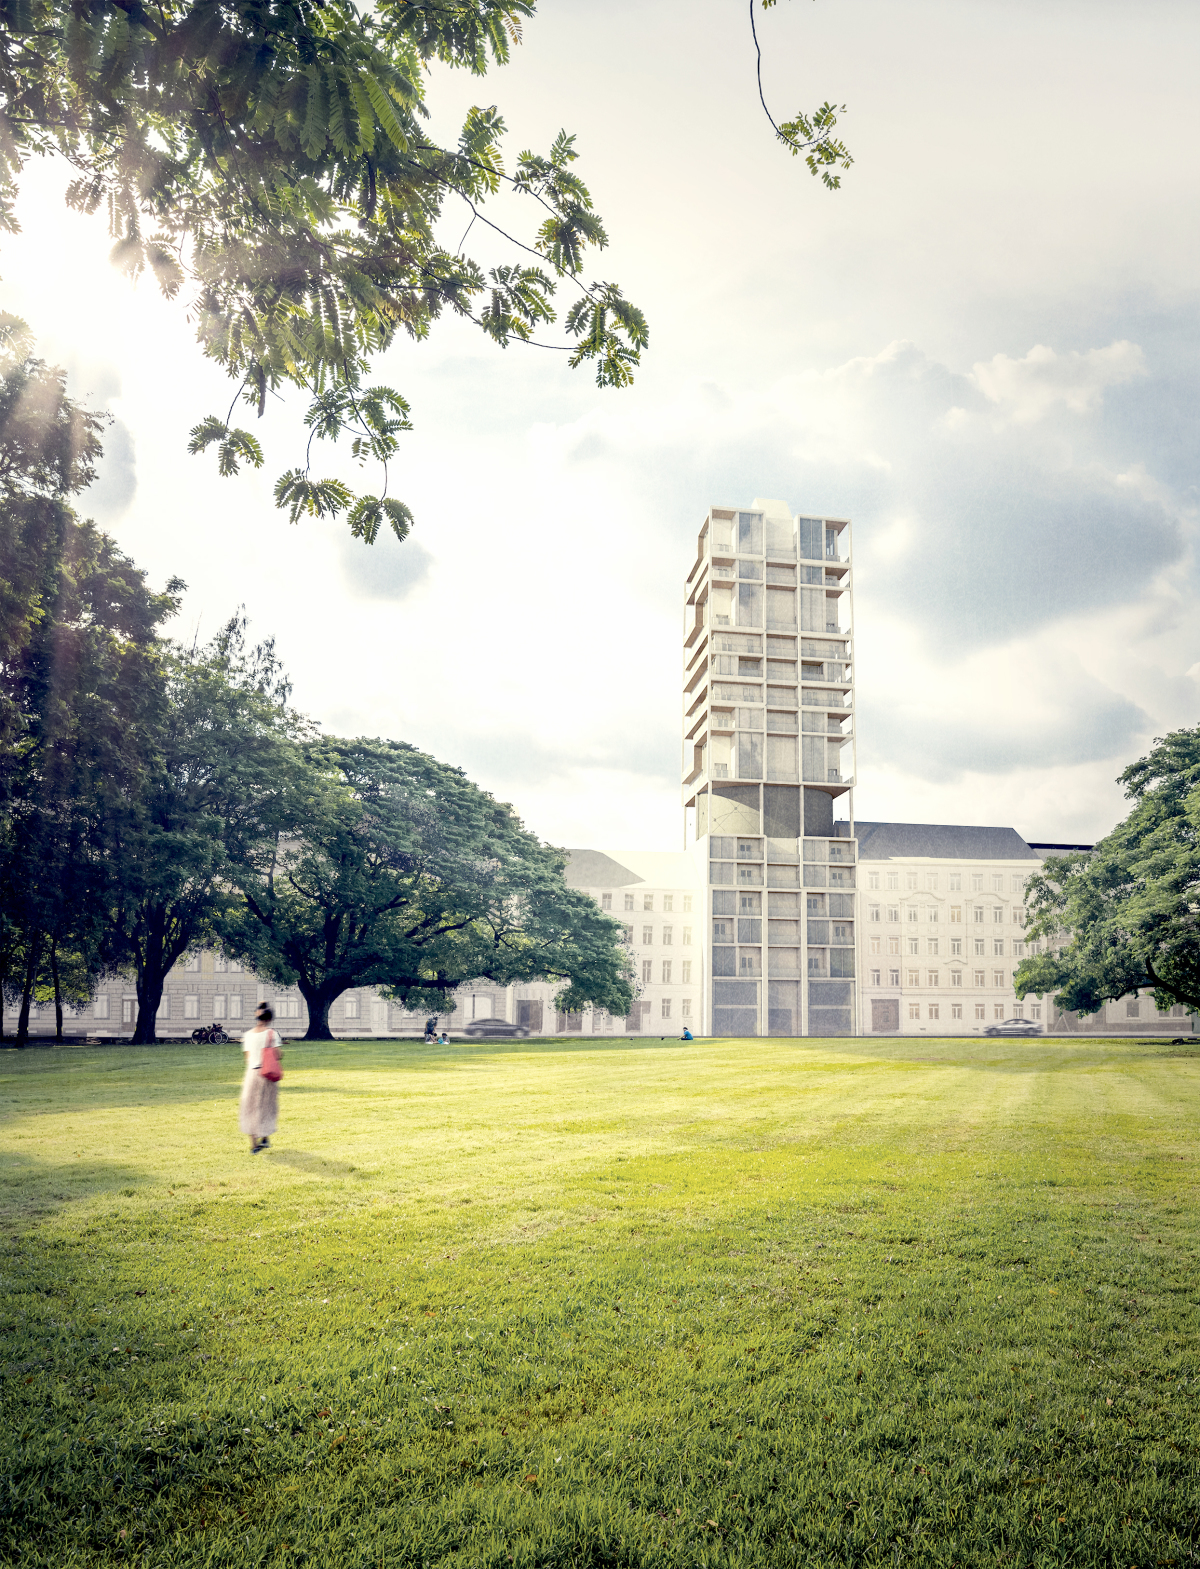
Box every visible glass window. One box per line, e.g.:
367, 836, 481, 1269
663, 895, 674, 913
662, 962, 672, 984
951, 970, 962, 986
682, 926, 692, 945
681, 961, 692, 983
642, 960, 652, 984
184, 995, 199, 1018
663, 926, 673, 945
93, 995, 110, 1019
213, 994, 227, 1018
975, 1004, 986, 1020
683, 896, 693, 912
602, 892, 612, 910
624, 894, 635, 911
889, 968, 900, 985
887, 872, 898, 890
949, 875, 961, 891
908, 1003, 920, 1021
642, 926, 653, 944
870, 968, 881, 985
952, 1003, 962, 1019
737, 582, 763, 627
661, 998, 672, 1019
738, 512, 763, 554
868, 872, 880, 889
682, 998, 692, 1017
738, 559, 762, 580
928, 1003, 940, 1020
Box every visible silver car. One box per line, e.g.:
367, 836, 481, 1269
984, 1017, 1041, 1038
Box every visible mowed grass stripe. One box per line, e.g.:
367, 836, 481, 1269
0, 1034, 1197, 1566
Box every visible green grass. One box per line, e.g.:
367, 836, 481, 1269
1, 1033, 1198, 1568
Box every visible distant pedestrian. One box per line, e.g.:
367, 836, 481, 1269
425, 1016, 438, 1043
240, 1003, 282, 1155
681, 1027, 693, 1041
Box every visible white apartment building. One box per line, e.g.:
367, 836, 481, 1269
681, 497, 858, 1037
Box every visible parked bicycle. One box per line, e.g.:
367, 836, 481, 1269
191, 1024, 230, 1044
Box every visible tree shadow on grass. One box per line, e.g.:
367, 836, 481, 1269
0, 1149, 160, 1228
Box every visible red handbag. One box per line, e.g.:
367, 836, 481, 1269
260, 1031, 283, 1083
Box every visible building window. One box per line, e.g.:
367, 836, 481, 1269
184, 995, 199, 1019
906, 872, 917, 891
907, 969, 919, 987
973, 970, 985, 987
1126, 997, 1140, 1017
887, 907, 899, 923
1013, 1004, 1024, 1018
93, 995, 110, 1019
972, 874, 983, 892
683, 926, 692, 945
1031, 1004, 1041, 1020
908, 1003, 920, 1020
122, 998, 135, 1024
1015, 907, 1026, 928
950, 906, 962, 923
215, 954, 228, 973
642, 926, 653, 944
993, 939, 1005, 957
344, 995, 360, 1019
951, 938, 962, 956
994, 1004, 1004, 1020
908, 938, 919, 956
869, 904, 881, 922
682, 998, 692, 1017
993, 906, 1004, 924
869, 936, 881, 955
887, 872, 899, 890
928, 1003, 940, 1020
683, 896, 693, 912
927, 939, 939, 956
907, 906, 918, 923
229, 994, 243, 1020
661, 998, 672, 1019
992, 970, 1004, 988
928, 906, 939, 924
926, 874, 939, 891
662, 961, 673, 984
229, 959, 244, 973
974, 938, 985, 956
642, 960, 652, 984
992, 875, 1003, 892
663, 926, 673, 946
951, 1003, 962, 1019
975, 1004, 985, 1020
185, 953, 201, 972
602, 893, 612, 910
624, 894, 635, 911
888, 936, 900, 955
1012, 876, 1024, 894
927, 970, 939, 988
870, 968, 881, 985
949, 874, 961, 891
868, 872, 880, 889
889, 968, 900, 986
643, 894, 654, 911
213, 994, 227, 1018
663, 895, 674, 913
973, 906, 984, 923
951, 970, 962, 987
681, 961, 692, 983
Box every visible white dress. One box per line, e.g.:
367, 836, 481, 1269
238, 1027, 280, 1137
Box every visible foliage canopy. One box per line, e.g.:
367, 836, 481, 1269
1015, 728, 1200, 1017
0, 0, 650, 535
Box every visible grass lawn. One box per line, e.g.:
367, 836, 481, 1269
1, 1033, 1198, 1568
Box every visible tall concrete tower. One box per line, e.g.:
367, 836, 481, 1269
681, 498, 858, 1037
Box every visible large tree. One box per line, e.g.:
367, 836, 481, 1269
1015, 728, 1200, 1019
97, 617, 308, 1042
224, 735, 634, 1039
0, 314, 177, 1041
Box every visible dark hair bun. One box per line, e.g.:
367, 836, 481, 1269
257, 1004, 274, 1022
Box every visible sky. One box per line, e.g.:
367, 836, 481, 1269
4, 0, 1198, 851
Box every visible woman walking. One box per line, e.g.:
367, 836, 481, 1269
240, 1003, 282, 1154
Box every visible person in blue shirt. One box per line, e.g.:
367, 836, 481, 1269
681, 1027, 693, 1041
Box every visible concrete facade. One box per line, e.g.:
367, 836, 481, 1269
680, 498, 859, 1038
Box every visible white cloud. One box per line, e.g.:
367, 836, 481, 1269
968, 340, 1147, 422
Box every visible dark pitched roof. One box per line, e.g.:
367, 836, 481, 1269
563, 849, 644, 889
854, 822, 1040, 861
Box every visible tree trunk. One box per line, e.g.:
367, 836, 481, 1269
15, 937, 41, 1046
299, 979, 337, 1041
51, 943, 63, 1042
131, 969, 164, 1045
